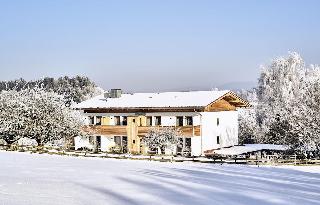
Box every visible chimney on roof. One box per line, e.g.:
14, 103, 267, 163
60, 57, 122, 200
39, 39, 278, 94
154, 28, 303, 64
104, 89, 122, 98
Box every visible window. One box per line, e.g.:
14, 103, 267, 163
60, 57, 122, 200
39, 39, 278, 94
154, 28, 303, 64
186, 116, 193, 126
155, 116, 161, 126
114, 136, 127, 147
177, 137, 192, 155
185, 138, 191, 149
122, 136, 128, 152
122, 117, 127, 126
217, 118, 220, 126
114, 136, 122, 146
177, 138, 184, 153
146, 116, 152, 126
176, 116, 183, 126
96, 116, 102, 125
217, 136, 220, 144
122, 136, 127, 145
96, 136, 101, 147
89, 116, 94, 125
114, 116, 120, 125
132, 119, 136, 123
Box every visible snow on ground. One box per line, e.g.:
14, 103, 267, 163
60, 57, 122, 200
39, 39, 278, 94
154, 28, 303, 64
0, 151, 320, 205
275, 165, 320, 174
213, 144, 287, 155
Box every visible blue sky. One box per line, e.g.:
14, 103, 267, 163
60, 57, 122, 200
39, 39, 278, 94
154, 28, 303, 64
0, 0, 319, 91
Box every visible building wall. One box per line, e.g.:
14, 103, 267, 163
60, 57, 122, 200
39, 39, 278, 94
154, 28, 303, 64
74, 136, 93, 150
100, 136, 115, 152
76, 111, 239, 156
191, 137, 202, 156
200, 111, 238, 154
75, 135, 120, 152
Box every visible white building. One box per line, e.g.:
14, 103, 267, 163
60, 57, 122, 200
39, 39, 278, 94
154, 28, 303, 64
74, 89, 250, 156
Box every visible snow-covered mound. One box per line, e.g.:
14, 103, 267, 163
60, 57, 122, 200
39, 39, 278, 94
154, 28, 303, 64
210, 144, 288, 156
0, 139, 7, 145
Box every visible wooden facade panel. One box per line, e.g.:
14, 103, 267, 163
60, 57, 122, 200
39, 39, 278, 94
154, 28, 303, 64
222, 92, 251, 107
205, 99, 236, 112
194, 125, 201, 136
127, 116, 140, 153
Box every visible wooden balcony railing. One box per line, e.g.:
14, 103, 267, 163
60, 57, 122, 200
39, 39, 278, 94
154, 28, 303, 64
82, 125, 201, 137
82, 125, 127, 135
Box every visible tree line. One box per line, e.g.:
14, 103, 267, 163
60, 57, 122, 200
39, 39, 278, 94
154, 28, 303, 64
0, 76, 103, 106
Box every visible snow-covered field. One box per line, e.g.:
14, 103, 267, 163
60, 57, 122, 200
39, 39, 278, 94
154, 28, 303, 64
0, 151, 320, 205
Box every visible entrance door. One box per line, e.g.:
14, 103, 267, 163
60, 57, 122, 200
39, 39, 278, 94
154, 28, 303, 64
122, 136, 128, 153
96, 136, 101, 151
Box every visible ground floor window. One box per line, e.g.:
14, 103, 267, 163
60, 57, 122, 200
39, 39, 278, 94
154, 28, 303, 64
177, 137, 192, 156
88, 136, 101, 152
114, 136, 128, 153
185, 138, 191, 150
114, 136, 121, 146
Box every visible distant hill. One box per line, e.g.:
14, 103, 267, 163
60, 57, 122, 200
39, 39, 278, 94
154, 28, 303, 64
218, 81, 256, 91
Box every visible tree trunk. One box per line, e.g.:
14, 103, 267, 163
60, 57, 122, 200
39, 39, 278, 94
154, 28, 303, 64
36, 138, 42, 147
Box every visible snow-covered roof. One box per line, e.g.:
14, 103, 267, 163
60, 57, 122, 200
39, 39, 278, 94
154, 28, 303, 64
213, 144, 288, 156
75, 90, 232, 109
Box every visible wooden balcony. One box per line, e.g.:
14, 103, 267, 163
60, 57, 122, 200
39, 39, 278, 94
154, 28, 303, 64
82, 125, 127, 135
82, 125, 201, 137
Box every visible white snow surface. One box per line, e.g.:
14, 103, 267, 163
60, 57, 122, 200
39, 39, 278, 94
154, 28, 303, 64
74, 90, 230, 109
214, 144, 288, 156
0, 151, 320, 205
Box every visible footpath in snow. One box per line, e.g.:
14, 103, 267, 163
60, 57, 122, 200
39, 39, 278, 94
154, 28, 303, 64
0, 151, 320, 205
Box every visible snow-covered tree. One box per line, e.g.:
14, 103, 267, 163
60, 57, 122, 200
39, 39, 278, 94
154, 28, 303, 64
0, 87, 86, 146
237, 89, 264, 144
238, 107, 258, 144
249, 52, 320, 153
143, 127, 182, 155
296, 66, 320, 152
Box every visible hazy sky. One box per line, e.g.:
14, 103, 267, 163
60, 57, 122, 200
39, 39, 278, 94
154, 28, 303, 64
0, 0, 319, 92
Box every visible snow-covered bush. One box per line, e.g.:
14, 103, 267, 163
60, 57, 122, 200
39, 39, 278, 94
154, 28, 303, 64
0, 139, 7, 146
0, 87, 86, 146
143, 127, 182, 155
14, 137, 38, 146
